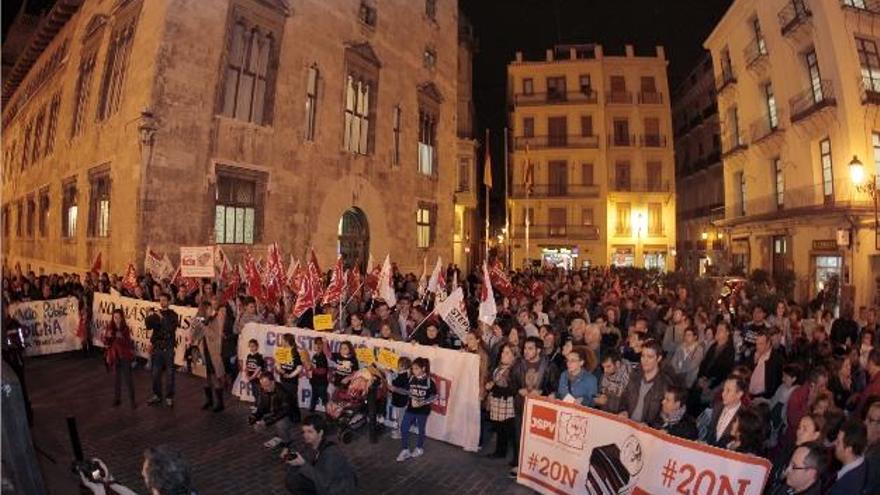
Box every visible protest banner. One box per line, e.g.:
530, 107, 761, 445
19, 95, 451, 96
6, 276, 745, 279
434, 287, 469, 341
517, 397, 771, 495
180, 246, 215, 278
91, 292, 200, 375
8, 297, 81, 356
312, 314, 333, 331
233, 323, 481, 451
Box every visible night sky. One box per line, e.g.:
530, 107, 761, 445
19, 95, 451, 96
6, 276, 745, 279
460, 0, 733, 225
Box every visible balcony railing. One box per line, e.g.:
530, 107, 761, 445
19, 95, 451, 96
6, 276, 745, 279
721, 132, 748, 157
731, 180, 870, 219
702, 104, 718, 119
743, 37, 769, 68
789, 80, 836, 123
861, 75, 880, 104
608, 134, 637, 147
716, 70, 737, 94
608, 179, 671, 193
606, 91, 633, 104
778, 0, 812, 36
840, 0, 880, 16
511, 224, 600, 240
513, 134, 600, 150
510, 184, 601, 198
638, 91, 664, 104
513, 90, 598, 106
749, 109, 786, 143
640, 134, 668, 148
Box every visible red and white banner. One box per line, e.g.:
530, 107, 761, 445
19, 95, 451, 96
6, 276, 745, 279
180, 246, 215, 278
517, 397, 770, 495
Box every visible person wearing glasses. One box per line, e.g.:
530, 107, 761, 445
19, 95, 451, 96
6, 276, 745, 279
769, 441, 826, 495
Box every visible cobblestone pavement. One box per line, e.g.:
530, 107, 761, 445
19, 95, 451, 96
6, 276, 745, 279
26, 353, 534, 494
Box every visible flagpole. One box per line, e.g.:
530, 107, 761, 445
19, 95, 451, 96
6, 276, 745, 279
525, 144, 531, 269
503, 127, 510, 267
484, 129, 491, 264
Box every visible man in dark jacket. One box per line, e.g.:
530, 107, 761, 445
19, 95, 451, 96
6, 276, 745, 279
251, 372, 295, 452
829, 420, 868, 495
653, 386, 698, 440
619, 340, 673, 426
768, 442, 826, 495
748, 331, 783, 400
509, 337, 555, 474
146, 293, 180, 407
286, 414, 357, 495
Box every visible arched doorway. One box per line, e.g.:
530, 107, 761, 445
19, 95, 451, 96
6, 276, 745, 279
338, 208, 369, 271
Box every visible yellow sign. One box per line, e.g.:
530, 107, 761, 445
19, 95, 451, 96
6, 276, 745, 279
355, 346, 376, 366
313, 314, 333, 331
377, 348, 400, 370
275, 347, 293, 365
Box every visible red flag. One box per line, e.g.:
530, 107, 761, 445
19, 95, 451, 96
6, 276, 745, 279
264, 243, 286, 304
220, 269, 240, 306
171, 266, 200, 295
291, 268, 315, 318
91, 252, 103, 275
530, 280, 545, 297
489, 262, 513, 296
306, 248, 324, 303
364, 254, 381, 296
346, 264, 363, 301
322, 256, 345, 305
243, 251, 267, 303
122, 263, 138, 292
285, 256, 300, 293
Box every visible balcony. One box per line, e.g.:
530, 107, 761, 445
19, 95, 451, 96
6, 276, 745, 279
640, 134, 668, 148
840, 0, 880, 33
789, 80, 836, 125
749, 109, 786, 155
513, 89, 599, 106
715, 70, 737, 97
510, 183, 601, 198
721, 131, 748, 160
861, 75, 880, 105
608, 179, 671, 193
607, 134, 637, 147
743, 38, 770, 77
511, 224, 600, 240
778, 1, 813, 45
513, 134, 601, 150
638, 91, 664, 104
606, 91, 633, 104
725, 180, 871, 224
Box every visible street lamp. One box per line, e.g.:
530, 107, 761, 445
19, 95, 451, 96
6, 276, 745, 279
848, 155, 879, 250
701, 231, 709, 240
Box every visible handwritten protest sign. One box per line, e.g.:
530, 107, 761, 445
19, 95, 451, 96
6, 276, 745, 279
355, 346, 376, 366
275, 347, 293, 365
377, 348, 400, 370
313, 314, 333, 331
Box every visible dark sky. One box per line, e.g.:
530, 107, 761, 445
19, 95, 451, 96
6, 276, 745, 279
460, 0, 733, 225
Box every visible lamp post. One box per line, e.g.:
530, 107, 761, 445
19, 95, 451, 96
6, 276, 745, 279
849, 155, 879, 250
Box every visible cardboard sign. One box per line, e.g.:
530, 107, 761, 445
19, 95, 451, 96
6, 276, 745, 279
355, 346, 376, 366
377, 348, 400, 370
313, 314, 333, 331
180, 246, 215, 278
275, 347, 293, 365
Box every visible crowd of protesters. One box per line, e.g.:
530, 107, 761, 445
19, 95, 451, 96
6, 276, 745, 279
4, 261, 880, 494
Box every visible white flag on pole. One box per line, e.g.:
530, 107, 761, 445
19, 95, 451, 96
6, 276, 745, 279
378, 254, 397, 308
435, 287, 469, 340
478, 262, 497, 326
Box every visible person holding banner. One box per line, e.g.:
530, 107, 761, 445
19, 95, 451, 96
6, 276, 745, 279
619, 339, 673, 426
102, 309, 136, 409
190, 301, 228, 413
396, 357, 437, 462
555, 345, 598, 406
275, 334, 304, 423
485, 344, 519, 461
145, 293, 180, 408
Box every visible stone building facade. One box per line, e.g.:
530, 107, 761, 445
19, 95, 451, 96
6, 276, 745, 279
2, 0, 466, 274
672, 54, 726, 276
507, 44, 677, 270
705, 0, 880, 310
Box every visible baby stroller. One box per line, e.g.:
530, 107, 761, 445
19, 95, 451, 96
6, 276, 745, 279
325, 366, 387, 444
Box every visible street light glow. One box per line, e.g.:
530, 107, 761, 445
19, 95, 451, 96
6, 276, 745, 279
849, 155, 866, 186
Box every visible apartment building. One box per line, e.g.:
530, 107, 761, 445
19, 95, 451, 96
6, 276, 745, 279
705, 0, 880, 309
507, 44, 676, 270
672, 55, 726, 276
1, 0, 469, 274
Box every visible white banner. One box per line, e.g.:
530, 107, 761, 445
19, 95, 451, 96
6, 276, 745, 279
91, 292, 199, 369
517, 397, 770, 495
233, 323, 481, 451
8, 297, 81, 356
180, 246, 215, 278
434, 287, 469, 341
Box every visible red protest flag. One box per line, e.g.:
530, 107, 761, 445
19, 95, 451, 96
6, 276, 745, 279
346, 263, 363, 301
291, 269, 315, 318
364, 254, 381, 296
306, 248, 324, 303
489, 262, 513, 296
322, 255, 345, 305
264, 243, 286, 304
122, 263, 139, 292
243, 251, 267, 303
91, 252, 103, 275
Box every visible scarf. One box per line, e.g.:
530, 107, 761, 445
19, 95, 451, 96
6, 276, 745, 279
660, 404, 686, 427
600, 361, 631, 397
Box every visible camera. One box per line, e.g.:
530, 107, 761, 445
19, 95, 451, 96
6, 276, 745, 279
5, 328, 25, 349
74, 460, 106, 483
